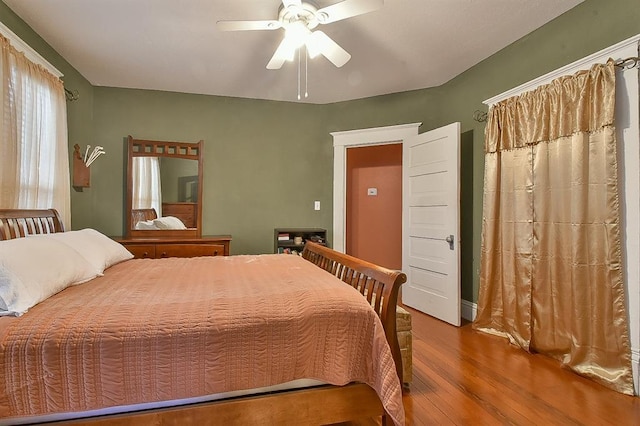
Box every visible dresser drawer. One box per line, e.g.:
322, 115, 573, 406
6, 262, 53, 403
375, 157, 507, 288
116, 236, 231, 259
162, 203, 196, 228
125, 244, 156, 259
156, 243, 226, 258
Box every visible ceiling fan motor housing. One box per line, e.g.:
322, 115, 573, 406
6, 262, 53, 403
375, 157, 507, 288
278, 2, 325, 30
217, 0, 383, 70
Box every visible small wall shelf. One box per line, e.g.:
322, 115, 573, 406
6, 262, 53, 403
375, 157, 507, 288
72, 145, 90, 189
274, 228, 327, 254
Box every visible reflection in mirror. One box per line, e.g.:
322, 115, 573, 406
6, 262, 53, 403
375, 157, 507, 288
131, 157, 199, 230
132, 157, 161, 218
125, 136, 204, 238
159, 157, 198, 204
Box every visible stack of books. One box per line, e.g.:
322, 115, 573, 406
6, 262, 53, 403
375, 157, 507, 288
277, 232, 291, 242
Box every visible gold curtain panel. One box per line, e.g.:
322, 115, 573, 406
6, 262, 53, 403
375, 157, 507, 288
475, 61, 634, 395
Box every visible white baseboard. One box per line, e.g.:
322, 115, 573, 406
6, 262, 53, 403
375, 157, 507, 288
632, 347, 639, 396
461, 299, 477, 322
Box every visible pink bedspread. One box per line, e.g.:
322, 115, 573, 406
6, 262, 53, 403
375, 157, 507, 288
0, 254, 404, 424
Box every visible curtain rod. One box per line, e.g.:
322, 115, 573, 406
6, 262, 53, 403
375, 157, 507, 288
474, 57, 640, 123
64, 87, 79, 101
473, 110, 487, 123
614, 56, 639, 69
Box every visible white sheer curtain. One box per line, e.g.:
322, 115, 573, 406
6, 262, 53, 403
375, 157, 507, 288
132, 157, 162, 217
0, 34, 70, 229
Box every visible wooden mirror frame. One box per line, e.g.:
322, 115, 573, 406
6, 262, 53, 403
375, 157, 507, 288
125, 136, 204, 238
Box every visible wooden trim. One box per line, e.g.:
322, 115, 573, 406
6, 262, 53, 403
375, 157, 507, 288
331, 123, 421, 253
125, 136, 134, 237
483, 34, 640, 105
116, 235, 232, 258
0, 21, 63, 78
56, 384, 383, 426
125, 136, 204, 238
128, 228, 200, 238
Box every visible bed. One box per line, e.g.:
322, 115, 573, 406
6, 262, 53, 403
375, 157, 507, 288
0, 209, 407, 425
131, 208, 158, 227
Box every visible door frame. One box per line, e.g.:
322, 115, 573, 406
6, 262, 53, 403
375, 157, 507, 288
331, 123, 422, 253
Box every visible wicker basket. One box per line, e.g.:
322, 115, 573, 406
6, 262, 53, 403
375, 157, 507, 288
396, 305, 412, 385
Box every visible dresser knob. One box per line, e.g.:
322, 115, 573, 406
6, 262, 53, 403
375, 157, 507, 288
161, 252, 167, 257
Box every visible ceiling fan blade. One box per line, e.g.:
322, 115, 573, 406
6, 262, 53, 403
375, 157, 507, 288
316, 0, 383, 24
282, 0, 302, 7
307, 31, 351, 67
216, 20, 282, 31
267, 36, 298, 69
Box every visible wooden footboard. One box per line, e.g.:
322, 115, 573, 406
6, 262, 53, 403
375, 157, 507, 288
302, 241, 407, 385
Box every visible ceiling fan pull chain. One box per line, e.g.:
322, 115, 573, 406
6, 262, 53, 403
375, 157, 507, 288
305, 46, 309, 98
297, 47, 301, 100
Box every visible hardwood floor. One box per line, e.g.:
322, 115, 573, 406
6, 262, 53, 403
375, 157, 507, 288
352, 306, 640, 425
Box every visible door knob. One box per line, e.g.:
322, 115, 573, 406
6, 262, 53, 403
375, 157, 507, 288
445, 234, 454, 250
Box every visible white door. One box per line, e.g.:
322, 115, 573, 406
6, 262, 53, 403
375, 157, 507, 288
402, 122, 461, 326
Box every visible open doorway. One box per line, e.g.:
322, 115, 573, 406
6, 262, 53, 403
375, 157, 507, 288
346, 143, 402, 269
331, 123, 421, 255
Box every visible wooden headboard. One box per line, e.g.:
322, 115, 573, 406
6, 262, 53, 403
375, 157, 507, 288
0, 208, 64, 240
131, 208, 158, 226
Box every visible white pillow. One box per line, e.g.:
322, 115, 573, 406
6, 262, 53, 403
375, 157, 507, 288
135, 220, 159, 230
153, 216, 187, 230
45, 229, 133, 274
0, 237, 99, 316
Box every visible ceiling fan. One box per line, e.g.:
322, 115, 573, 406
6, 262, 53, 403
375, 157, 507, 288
217, 0, 383, 70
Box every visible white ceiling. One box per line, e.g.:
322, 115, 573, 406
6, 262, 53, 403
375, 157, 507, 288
4, 0, 583, 104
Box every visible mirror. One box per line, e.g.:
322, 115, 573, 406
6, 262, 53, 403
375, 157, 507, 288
125, 136, 204, 238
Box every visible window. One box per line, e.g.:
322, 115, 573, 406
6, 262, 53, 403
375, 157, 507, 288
0, 23, 70, 228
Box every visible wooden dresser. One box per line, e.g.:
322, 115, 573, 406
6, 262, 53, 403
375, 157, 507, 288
162, 202, 196, 228
116, 236, 231, 259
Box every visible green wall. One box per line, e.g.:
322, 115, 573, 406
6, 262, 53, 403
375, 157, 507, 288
87, 85, 443, 256
2, 0, 639, 302
435, 0, 640, 301
90, 88, 334, 254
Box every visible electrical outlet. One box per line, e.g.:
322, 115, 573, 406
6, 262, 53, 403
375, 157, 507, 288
314, 201, 320, 211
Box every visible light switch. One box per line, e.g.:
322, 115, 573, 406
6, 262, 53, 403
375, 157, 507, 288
367, 188, 378, 196
314, 201, 320, 210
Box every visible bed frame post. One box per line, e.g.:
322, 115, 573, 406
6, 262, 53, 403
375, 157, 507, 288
302, 241, 407, 385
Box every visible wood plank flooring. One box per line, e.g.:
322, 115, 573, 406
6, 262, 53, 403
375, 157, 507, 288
350, 306, 640, 425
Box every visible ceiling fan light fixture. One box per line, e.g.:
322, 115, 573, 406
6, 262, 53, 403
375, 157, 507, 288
219, 0, 384, 72
285, 21, 311, 48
